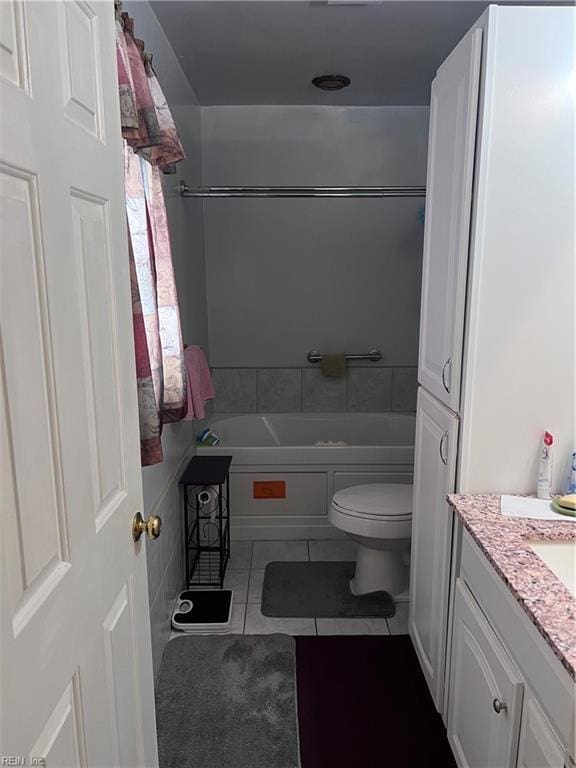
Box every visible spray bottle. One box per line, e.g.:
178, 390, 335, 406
536, 431, 554, 500
565, 449, 576, 495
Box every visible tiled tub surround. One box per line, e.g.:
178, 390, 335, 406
448, 494, 576, 679
211, 366, 418, 414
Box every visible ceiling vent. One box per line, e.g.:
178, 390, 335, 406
311, 74, 351, 91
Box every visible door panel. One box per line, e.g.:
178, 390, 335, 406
409, 387, 459, 712
418, 28, 482, 410
0, 0, 30, 91
57, 0, 104, 140
448, 580, 524, 768
1, 166, 71, 628
517, 694, 566, 768
0, 2, 157, 763
70, 190, 125, 528
30, 678, 86, 767
103, 581, 146, 768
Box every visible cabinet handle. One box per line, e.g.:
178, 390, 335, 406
492, 698, 507, 715
439, 431, 448, 465
441, 357, 452, 393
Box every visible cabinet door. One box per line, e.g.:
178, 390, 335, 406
448, 580, 524, 768
418, 28, 483, 411
517, 693, 566, 768
409, 387, 459, 712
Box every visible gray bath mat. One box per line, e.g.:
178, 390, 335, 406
156, 634, 300, 768
262, 561, 395, 619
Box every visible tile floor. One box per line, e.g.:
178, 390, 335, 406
172, 540, 410, 637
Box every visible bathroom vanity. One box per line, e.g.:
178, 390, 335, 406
445, 495, 575, 768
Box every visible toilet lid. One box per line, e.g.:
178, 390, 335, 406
332, 483, 413, 518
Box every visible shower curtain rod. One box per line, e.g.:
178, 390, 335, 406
179, 181, 426, 198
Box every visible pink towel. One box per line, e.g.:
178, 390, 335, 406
183, 345, 215, 421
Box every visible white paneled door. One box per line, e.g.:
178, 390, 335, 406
417, 28, 482, 412
1, 2, 158, 766
409, 387, 459, 714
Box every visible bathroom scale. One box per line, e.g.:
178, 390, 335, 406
171, 589, 233, 633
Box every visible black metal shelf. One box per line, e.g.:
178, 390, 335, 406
179, 455, 232, 588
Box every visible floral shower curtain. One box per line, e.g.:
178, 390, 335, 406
116, 4, 187, 465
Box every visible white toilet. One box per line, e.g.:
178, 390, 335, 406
328, 483, 413, 597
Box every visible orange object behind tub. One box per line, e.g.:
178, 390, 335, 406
254, 481, 286, 499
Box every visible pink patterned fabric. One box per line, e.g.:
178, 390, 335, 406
127, 230, 163, 465
141, 53, 186, 168
121, 13, 161, 148
183, 346, 215, 421
125, 146, 187, 440
115, 12, 138, 139
140, 158, 187, 423
124, 146, 163, 423
118, 10, 187, 465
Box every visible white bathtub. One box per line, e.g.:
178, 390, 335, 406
198, 413, 415, 540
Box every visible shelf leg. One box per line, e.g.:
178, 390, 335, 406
184, 486, 189, 588
218, 483, 224, 588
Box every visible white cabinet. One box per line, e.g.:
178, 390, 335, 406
455, 7, 575, 492
409, 387, 458, 712
413, 6, 575, 766
517, 694, 566, 768
417, 28, 482, 412
448, 579, 524, 768
447, 531, 574, 768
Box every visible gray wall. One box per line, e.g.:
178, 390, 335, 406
124, 1, 207, 680
202, 106, 428, 384
204, 197, 424, 368
202, 106, 429, 186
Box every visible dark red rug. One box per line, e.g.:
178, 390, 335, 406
295, 635, 457, 768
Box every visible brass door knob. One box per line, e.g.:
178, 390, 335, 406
132, 512, 162, 542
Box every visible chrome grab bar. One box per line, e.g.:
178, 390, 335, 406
307, 349, 382, 363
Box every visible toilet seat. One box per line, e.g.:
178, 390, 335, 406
331, 483, 412, 520
331, 503, 412, 524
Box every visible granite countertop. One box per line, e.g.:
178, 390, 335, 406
448, 493, 576, 680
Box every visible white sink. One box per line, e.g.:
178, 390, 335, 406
529, 541, 576, 597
